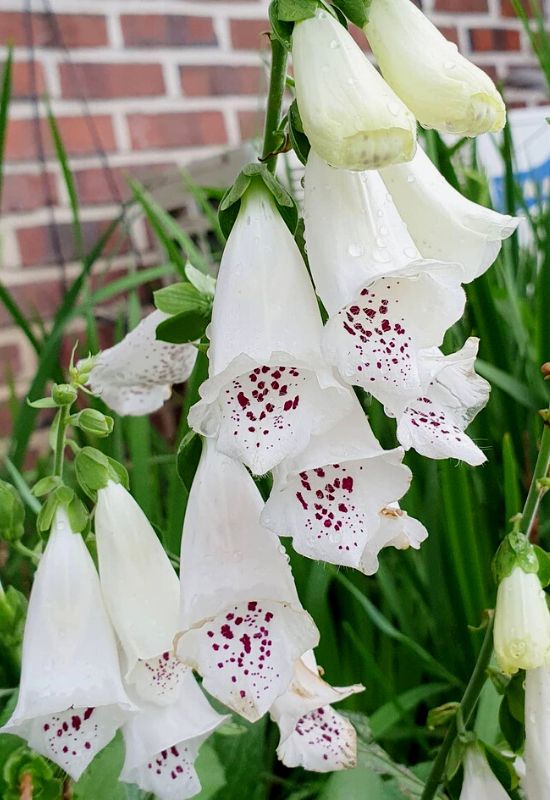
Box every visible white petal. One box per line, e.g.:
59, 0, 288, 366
359, 505, 428, 575
95, 482, 183, 703
380, 147, 519, 282
524, 667, 550, 799
85, 310, 197, 416
121, 673, 227, 800
323, 271, 466, 414
278, 706, 358, 772
292, 9, 416, 170
263, 401, 412, 574
365, 0, 505, 137
178, 443, 318, 720
459, 747, 511, 800
1, 509, 132, 779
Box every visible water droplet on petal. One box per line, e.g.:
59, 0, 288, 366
375, 237, 386, 248
406, 175, 415, 184
444, 60, 457, 70
348, 243, 364, 257
403, 246, 419, 259
330, 39, 339, 49
376, 209, 384, 218
387, 101, 401, 116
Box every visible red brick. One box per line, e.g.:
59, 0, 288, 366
1, 172, 57, 213
5, 115, 116, 162
121, 15, 216, 47
434, 0, 488, 10
469, 27, 521, 51
60, 63, 165, 100
238, 109, 263, 141
229, 19, 269, 50
17, 219, 131, 267
0, 280, 63, 327
127, 111, 227, 150
0, 12, 107, 48
0, 343, 21, 377
438, 26, 459, 45
74, 161, 176, 205
501, 0, 540, 15
180, 65, 263, 97
10, 61, 45, 99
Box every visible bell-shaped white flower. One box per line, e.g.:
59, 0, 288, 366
176, 441, 319, 722
380, 147, 519, 283
121, 670, 228, 800
85, 309, 197, 416
459, 746, 511, 799
0, 509, 133, 780
524, 667, 550, 799
262, 396, 424, 574
396, 338, 489, 466
292, 8, 416, 170
95, 481, 186, 706
304, 152, 465, 415
270, 650, 363, 772
494, 566, 550, 675
189, 183, 351, 476
364, 0, 505, 136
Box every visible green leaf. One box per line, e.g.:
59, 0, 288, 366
481, 742, 520, 794
193, 742, 227, 799
177, 431, 203, 493
333, 0, 370, 26
3, 745, 62, 800
0, 46, 13, 203
269, 0, 294, 49
0, 480, 24, 543
288, 100, 311, 166
154, 282, 211, 316
186, 263, 216, 298
26, 397, 58, 409
31, 476, 63, 498
73, 732, 128, 800
370, 683, 448, 739
534, 544, 550, 587
277, 0, 318, 21
476, 359, 544, 409
320, 768, 402, 800
156, 309, 210, 344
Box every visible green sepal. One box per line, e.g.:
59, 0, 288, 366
288, 100, 311, 166
0, 480, 24, 543
533, 544, 550, 587
70, 408, 114, 438
36, 484, 87, 534
218, 164, 298, 239
269, 1, 293, 49
492, 530, 539, 583
480, 741, 521, 795
51, 383, 78, 406
26, 397, 58, 409
277, 0, 318, 22
75, 447, 128, 500
177, 431, 203, 494
66, 494, 89, 534
332, 0, 370, 27
446, 737, 468, 782
154, 282, 212, 317
498, 671, 525, 752
185, 263, 216, 298
31, 475, 63, 498
156, 308, 211, 345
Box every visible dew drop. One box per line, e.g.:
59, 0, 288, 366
403, 246, 418, 259
348, 243, 364, 258
330, 39, 339, 49
376, 209, 384, 218
406, 175, 415, 184
387, 101, 401, 116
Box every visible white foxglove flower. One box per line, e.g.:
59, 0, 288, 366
364, 0, 505, 136
360, 502, 428, 575
292, 8, 416, 170
176, 441, 319, 722
262, 397, 423, 574
380, 147, 519, 282
189, 184, 351, 476
459, 747, 511, 799
304, 152, 465, 414
396, 338, 489, 466
95, 481, 186, 706
270, 650, 363, 772
85, 310, 197, 416
121, 670, 228, 800
524, 667, 550, 799
494, 566, 550, 675
1, 509, 133, 780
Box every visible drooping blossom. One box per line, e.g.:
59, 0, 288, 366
380, 146, 519, 282
189, 183, 351, 476
304, 151, 465, 415
95, 481, 187, 705
270, 650, 363, 772
0, 509, 133, 779
523, 667, 550, 799
176, 441, 319, 722
262, 396, 427, 573
364, 0, 506, 137
494, 566, 550, 675
84, 310, 197, 416
459, 746, 511, 799
396, 338, 490, 466
292, 8, 416, 171
120, 670, 228, 800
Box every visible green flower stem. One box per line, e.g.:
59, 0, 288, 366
261, 36, 288, 173
521, 408, 550, 538
53, 405, 70, 479
420, 616, 495, 800
421, 405, 550, 800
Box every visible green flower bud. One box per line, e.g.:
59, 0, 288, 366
51, 383, 78, 406
72, 408, 114, 438
75, 447, 129, 499
0, 480, 24, 543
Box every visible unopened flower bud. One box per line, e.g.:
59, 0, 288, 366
72, 408, 114, 438
0, 480, 24, 543
494, 565, 550, 675
51, 383, 78, 406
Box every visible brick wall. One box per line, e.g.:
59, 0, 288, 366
0, 0, 546, 441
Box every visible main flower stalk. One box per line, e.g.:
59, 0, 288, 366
261, 36, 288, 173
